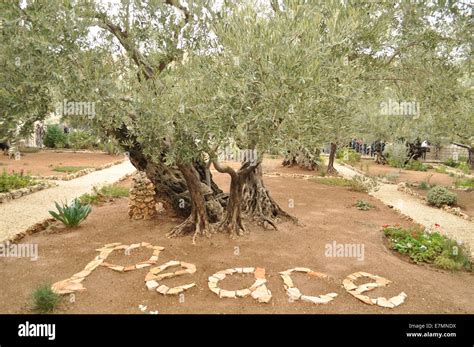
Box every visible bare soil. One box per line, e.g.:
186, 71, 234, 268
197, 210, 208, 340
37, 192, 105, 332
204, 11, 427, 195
356, 158, 455, 186
0, 162, 472, 314
0, 151, 123, 177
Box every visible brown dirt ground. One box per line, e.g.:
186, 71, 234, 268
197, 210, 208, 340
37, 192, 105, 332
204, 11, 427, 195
0, 162, 472, 314
0, 151, 123, 177
357, 159, 455, 186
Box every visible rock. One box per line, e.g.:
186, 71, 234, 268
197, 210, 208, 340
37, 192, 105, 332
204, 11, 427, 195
286, 287, 302, 300
167, 287, 184, 295
308, 271, 327, 278
254, 267, 266, 279
301, 295, 332, 304
146, 280, 159, 291
250, 278, 267, 290
242, 267, 255, 273
236, 289, 252, 297
211, 273, 226, 280
351, 293, 374, 305
389, 294, 406, 307
156, 285, 170, 295
376, 297, 395, 308
294, 267, 311, 273
219, 290, 237, 298
280, 274, 294, 288
208, 276, 220, 283
342, 279, 358, 291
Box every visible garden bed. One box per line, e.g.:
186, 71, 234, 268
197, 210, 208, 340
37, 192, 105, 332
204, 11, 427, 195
354, 159, 456, 186
0, 151, 124, 178
1, 167, 473, 314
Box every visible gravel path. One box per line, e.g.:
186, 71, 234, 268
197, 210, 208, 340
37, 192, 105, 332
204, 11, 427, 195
0, 161, 136, 243
332, 161, 474, 258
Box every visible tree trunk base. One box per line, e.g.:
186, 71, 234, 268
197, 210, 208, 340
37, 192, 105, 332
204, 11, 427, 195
242, 165, 298, 230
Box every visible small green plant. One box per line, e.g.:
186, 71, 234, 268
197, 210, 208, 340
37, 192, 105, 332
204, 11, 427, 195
79, 184, 129, 205
43, 124, 68, 148
49, 199, 92, 227
426, 186, 457, 207
32, 283, 60, 313
338, 148, 361, 165
52, 166, 91, 173
384, 172, 400, 183
355, 199, 374, 210
457, 161, 470, 174
349, 175, 379, 193
435, 166, 448, 174
404, 160, 428, 172
454, 177, 474, 189
68, 130, 97, 150
383, 225, 471, 271
418, 181, 430, 190
385, 142, 408, 168
0, 171, 37, 193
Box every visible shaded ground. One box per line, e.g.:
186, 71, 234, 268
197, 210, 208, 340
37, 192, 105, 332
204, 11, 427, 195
0, 163, 472, 314
0, 151, 123, 177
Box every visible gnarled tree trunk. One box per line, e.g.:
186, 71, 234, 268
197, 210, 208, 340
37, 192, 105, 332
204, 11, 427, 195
327, 143, 338, 174
282, 147, 320, 171
241, 163, 297, 229
113, 126, 226, 222
167, 163, 213, 243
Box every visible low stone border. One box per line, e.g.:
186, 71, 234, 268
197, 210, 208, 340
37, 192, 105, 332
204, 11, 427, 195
342, 271, 407, 308
208, 267, 272, 303
52, 242, 164, 294
145, 260, 197, 295
32, 159, 126, 181
99, 242, 164, 272
280, 267, 338, 304
0, 218, 56, 246
397, 182, 473, 221
0, 181, 57, 203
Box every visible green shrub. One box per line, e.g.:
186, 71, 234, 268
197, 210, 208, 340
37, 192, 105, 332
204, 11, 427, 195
43, 125, 68, 148
443, 158, 458, 168
100, 139, 122, 155
338, 148, 361, 165
426, 186, 457, 207
457, 161, 470, 174
349, 175, 379, 193
32, 283, 60, 313
355, 199, 374, 210
79, 184, 129, 205
68, 130, 97, 150
0, 171, 37, 193
404, 160, 428, 171
385, 142, 408, 168
383, 172, 400, 182
418, 181, 430, 190
49, 199, 92, 227
435, 166, 448, 174
454, 177, 474, 189
383, 225, 471, 271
